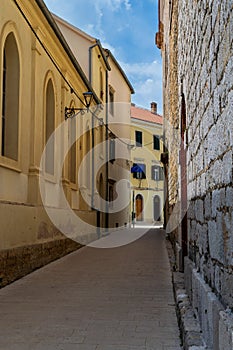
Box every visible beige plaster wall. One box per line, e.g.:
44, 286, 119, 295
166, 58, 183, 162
130, 118, 164, 223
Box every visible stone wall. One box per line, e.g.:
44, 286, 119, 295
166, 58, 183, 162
165, 0, 179, 208
178, 0, 233, 306
161, 0, 181, 252
177, 0, 233, 348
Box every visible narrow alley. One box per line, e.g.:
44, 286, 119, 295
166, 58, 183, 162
0, 228, 181, 350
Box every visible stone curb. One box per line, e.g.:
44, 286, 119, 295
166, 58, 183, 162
165, 238, 207, 349
173, 272, 207, 350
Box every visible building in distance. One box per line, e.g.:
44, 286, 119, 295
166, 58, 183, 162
130, 102, 164, 226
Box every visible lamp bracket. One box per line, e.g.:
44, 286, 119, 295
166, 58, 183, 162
65, 107, 87, 120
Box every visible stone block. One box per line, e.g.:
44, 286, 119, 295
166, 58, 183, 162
212, 159, 223, 187
208, 220, 224, 262
206, 291, 224, 350
197, 223, 208, 255
204, 193, 211, 220
191, 268, 225, 349
185, 331, 204, 350
211, 0, 220, 28
226, 186, 233, 207
224, 55, 233, 96
221, 271, 233, 308
192, 269, 202, 318
212, 190, 221, 218
196, 150, 204, 174
190, 219, 197, 242
202, 106, 214, 139
197, 273, 211, 334
188, 201, 195, 220
202, 258, 214, 288
200, 174, 206, 197
195, 200, 204, 223
175, 242, 183, 272
207, 124, 218, 163
214, 264, 223, 295
222, 212, 233, 266
207, 214, 225, 264
219, 311, 233, 350
184, 257, 195, 302
222, 151, 233, 185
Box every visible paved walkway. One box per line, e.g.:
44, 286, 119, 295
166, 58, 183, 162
0, 228, 182, 350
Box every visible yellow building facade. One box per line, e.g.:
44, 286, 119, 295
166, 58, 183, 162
0, 0, 134, 286
54, 15, 134, 229
0, 0, 100, 286
54, 14, 110, 231
105, 50, 134, 228
130, 103, 164, 225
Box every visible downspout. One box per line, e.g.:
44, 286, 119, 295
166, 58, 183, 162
89, 41, 98, 85
89, 42, 98, 211
105, 69, 109, 231
162, 132, 167, 230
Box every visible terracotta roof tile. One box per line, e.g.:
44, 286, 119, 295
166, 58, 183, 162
131, 105, 163, 125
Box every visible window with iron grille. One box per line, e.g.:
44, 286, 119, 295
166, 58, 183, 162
151, 165, 164, 180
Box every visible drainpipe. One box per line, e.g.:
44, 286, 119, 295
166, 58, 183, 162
105, 69, 109, 231
89, 41, 98, 85
162, 132, 168, 230
89, 42, 102, 237
89, 42, 98, 211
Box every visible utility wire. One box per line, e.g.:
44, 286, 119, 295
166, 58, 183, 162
72, 108, 133, 148
13, 0, 133, 148
13, 0, 86, 107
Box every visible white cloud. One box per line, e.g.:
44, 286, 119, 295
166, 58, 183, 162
102, 42, 116, 55
92, 0, 132, 37
119, 60, 163, 113
84, 23, 95, 35
124, 0, 131, 10
120, 60, 162, 80
44, 0, 162, 112
132, 78, 163, 114
46, 0, 131, 12
94, 0, 131, 11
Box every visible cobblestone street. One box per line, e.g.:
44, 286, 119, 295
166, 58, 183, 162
0, 228, 181, 350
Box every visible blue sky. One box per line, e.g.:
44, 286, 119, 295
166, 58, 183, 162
43, 0, 162, 114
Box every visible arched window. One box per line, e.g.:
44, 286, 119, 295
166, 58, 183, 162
68, 101, 76, 184
1, 32, 20, 160
45, 79, 55, 175
100, 68, 104, 100
85, 126, 91, 189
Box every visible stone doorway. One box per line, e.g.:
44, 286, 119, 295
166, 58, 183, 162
136, 194, 143, 221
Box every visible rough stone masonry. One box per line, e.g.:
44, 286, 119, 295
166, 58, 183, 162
177, 0, 233, 349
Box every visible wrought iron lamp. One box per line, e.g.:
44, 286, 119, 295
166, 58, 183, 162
65, 91, 93, 120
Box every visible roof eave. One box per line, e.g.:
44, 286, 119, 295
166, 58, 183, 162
96, 40, 111, 71
105, 49, 135, 94
131, 116, 163, 126
35, 0, 101, 105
